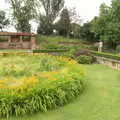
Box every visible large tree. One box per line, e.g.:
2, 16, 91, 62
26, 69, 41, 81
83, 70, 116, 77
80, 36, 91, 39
8, 0, 35, 32
91, 1, 120, 49
0, 10, 9, 31
56, 8, 71, 36
37, 0, 64, 35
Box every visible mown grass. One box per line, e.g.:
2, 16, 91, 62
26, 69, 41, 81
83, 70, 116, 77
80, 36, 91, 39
4, 64, 120, 120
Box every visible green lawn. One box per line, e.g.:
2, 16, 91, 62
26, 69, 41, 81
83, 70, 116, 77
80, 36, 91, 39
3, 64, 120, 120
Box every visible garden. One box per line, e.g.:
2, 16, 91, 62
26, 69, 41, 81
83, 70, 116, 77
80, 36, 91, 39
1, 0, 120, 119
0, 52, 85, 118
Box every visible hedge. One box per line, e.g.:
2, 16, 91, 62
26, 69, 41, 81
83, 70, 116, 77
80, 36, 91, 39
91, 51, 120, 61
33, 49, 69, 53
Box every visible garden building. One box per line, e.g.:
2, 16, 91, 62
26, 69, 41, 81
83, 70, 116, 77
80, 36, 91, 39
0, 32, 36, 50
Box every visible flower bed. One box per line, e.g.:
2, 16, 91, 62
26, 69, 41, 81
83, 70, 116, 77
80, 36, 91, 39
0, 53, 85, 118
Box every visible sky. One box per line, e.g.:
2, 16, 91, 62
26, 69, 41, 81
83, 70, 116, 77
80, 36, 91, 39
0, 0, 111, 32
65, 0, 111, 22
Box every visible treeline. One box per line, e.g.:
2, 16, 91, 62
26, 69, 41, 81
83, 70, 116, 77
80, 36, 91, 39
1, 0, 120, 50
0, 0, 65, 32
91, 0, 120, 49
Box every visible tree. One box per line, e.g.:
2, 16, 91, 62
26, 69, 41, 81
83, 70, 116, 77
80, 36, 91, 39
91, 3, 111, 40
70, 23, 81, 38
91, 1, 120, 49
37, 15, 53, 34
68, 7, 82, 38
7, 0, 35, 32
37, 0, 64, 35
56, 8, 71, 36
0, 10, 9, 31
80, 22, 97, 42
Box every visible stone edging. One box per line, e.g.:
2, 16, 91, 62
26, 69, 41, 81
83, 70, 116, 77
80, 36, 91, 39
95, 56, 120, 70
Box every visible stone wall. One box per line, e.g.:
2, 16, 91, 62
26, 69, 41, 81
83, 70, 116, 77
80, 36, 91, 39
0, 42, 31, 49
95, 56, 120, 70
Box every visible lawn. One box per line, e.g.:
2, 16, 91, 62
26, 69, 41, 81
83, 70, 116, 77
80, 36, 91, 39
5, 64, 120, 120
36, 35, 92, 50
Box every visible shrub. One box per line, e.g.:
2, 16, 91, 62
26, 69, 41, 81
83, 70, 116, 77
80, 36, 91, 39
76, 55, 94, 64
0, 53, 85, 118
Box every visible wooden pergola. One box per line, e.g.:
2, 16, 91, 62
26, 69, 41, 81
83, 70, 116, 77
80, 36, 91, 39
0, 32, 37, 50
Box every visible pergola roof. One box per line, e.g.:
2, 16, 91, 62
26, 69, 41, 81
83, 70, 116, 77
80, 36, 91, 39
0, 32, 35, 36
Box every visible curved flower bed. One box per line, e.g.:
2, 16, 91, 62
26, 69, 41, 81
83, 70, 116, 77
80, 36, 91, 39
0, 53, 85, 118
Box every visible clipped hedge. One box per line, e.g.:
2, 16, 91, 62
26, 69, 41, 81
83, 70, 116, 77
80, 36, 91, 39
91, 51, 120, 61
0, 53, 85, 118
33, 49, 69, 53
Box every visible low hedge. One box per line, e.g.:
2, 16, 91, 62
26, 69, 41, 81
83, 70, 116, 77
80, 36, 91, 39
0, 53, 85, 118
33, 49, 69, 53
91, 51, 120, 61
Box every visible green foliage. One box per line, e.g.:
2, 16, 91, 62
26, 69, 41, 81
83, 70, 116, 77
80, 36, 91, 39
0, 10, 9, 31
70, 23, 81, 38
8, 0, 35, 32
37, 35, 90, 49
33, 49, 69, 53
37, 15, 53, 35
91, 51, 120, 60
0, 53, 85, 118
37, 0, 64, 35
41, 42, 60, 49
0, 77, 84, 118
0, 53, 71, 77
56, 8, 71, 36
116, 45, 120, 53
91, 1, 120, 49
36, 35, 93, 58
75, 55, 94, 64
80, 22, 98, 42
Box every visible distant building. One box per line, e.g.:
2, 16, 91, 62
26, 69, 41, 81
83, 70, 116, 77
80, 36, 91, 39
0, 32, 37, 50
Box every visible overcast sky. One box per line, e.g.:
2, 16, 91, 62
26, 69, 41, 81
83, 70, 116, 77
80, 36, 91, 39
65, 0, 111, 22
0, 0, 111, 32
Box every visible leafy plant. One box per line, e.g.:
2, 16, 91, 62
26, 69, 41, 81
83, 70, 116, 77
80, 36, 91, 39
76, 55, 94, 64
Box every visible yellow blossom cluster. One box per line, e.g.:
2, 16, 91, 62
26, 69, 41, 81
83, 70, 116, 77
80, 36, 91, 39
0, 76, 38, 89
